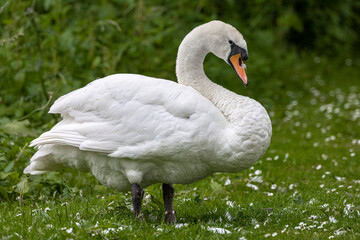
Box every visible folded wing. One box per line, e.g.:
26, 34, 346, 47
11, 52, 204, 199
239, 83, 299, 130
31, 74, 228, 160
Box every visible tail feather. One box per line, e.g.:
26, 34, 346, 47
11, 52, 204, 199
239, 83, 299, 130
24, 145, 63, 175
30, 131, 85, 148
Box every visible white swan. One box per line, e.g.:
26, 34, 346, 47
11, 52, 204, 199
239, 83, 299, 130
24, 20, 272, 223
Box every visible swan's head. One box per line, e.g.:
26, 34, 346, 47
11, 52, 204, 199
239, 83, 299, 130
200, 21, 249, 85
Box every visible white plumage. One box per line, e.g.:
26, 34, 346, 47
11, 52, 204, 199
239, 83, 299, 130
25, 21, 271, 196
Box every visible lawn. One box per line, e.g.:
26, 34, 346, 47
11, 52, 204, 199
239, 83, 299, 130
1, 1, 359, 239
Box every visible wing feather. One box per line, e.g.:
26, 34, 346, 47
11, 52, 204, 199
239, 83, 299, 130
32, 74, 228, 159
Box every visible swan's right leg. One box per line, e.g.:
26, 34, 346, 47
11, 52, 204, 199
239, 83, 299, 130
131, 183, 144, 219
163, 183, 176, 223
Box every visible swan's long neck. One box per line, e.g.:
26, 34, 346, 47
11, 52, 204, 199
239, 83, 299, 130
176, 28, 247, 126
176, 29, 210, 90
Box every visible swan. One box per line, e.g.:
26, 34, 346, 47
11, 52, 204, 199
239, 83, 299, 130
24, 20, 272, 223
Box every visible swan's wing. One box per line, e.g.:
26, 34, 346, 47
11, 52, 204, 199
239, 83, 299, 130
31, 74, 228, 159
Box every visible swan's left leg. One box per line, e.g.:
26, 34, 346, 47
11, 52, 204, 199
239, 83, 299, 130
131, 183, 144, 219
163, 183, 176, 223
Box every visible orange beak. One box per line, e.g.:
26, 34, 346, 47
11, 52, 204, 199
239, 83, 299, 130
229, 53, 247, 86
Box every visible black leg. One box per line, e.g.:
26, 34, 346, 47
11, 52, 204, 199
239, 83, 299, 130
131, 183, 144, 219
162, 183, 176, 224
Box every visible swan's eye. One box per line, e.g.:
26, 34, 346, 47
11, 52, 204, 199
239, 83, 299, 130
228, 40, 234, 45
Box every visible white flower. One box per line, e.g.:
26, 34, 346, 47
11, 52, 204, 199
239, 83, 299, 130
254, 170, 262, 175
207, 227, 231, 234
329, 216, 337, 223
246, 183, 259, 191
335, 176, 343, 181
45, 224, 53, 229
251, 176, 263, 183
224, 179, 231, 186
344, 204, 354, 216
334, 228, 346, 236
102, 228, 116, 235
226, 201, 234, 208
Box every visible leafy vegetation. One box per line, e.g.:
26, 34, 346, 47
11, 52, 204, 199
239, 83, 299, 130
1, 0, 359, 239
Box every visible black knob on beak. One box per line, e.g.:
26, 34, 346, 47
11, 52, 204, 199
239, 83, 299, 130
241, 51, 248, 61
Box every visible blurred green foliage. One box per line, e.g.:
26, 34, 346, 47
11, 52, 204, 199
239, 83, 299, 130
0, 0, 359, 201
1, 0, 359, 102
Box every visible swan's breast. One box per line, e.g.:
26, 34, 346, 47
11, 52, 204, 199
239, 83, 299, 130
215, 97, 272, 172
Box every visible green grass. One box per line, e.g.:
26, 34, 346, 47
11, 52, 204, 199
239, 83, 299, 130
1, 1, 360, 239
1, 59, 359, 239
